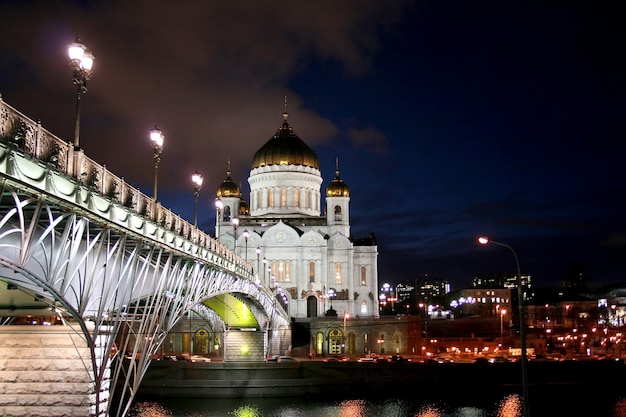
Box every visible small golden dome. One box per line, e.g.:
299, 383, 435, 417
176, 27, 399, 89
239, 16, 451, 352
251, 111, 319, 170
239, 198, 250, 216
216, 169, 240, 198
326, 168, 350, 197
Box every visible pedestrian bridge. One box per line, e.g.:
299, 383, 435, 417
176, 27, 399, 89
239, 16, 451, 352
0, 98, 291, 417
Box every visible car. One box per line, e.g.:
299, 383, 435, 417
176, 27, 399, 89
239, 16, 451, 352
489, 356, 508, 363
435, 357, 453, 363
472, 357, 489, 364
279, 356, 297, 362
358, 357, 377, 363
324, 356, 349, 362
389, 354, 410, 362
190, 354, 211, 362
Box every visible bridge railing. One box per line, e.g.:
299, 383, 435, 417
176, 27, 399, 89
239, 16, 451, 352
0, 95, 251, 277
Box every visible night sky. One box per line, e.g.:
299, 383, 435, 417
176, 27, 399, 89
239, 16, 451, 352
1, 1, 624, 291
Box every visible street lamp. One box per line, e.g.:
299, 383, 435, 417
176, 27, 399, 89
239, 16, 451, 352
68, 38, 95, 150
243, 230, 250, 263
256, 247, 261, 276
150, 127, 164, 201
343, 311, 350, 353
231, 217, 239, 253
478, 236, 529, 417
191, 170, 203, 227
215, 198, 223, 242
500, 309, 507, 344
263, 257, 268, 285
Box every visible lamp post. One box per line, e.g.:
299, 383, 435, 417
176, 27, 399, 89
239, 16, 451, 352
150, 127, 164, 202
68, 39, 95, 150
479, 236, 529, 417
501, 309, 507, 345
256, 247, 261, 277
215, 198, 223, 242
343, 311, 350, 353
191, 170, 203, 227
263, 257, 268, 285
231, 217, 239, 253
243, 230, 250, 263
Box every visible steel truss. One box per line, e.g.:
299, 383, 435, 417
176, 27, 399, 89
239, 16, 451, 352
0, 99, 289, 417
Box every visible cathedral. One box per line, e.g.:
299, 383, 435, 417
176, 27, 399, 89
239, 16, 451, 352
214, 109, 379, 320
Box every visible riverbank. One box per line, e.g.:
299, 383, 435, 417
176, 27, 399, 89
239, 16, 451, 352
136, 358, 626, 400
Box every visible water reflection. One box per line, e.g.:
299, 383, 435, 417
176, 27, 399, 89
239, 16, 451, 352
129, 393, 626, 417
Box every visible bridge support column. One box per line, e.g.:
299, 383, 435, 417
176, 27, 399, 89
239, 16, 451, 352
0, 324, 110, 417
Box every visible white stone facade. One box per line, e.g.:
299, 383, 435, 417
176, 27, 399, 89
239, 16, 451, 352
215, 113, 379, 319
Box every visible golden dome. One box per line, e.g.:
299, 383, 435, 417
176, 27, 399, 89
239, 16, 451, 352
325, 168, 350, 197
216, 169, 240, 198
239, 198, 250, 216
251, 112, 319, 170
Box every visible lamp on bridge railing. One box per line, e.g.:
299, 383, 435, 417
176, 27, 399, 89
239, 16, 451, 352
191, 170, 203, 227
68, 38, 95, 150
478, 236, 529, 417
150, 127, 164, 202
215, 198, 223, 242
263, 257, 268, 285
231, 217, 239, 253
243, 230, 250, 263
256, 247, 261, 276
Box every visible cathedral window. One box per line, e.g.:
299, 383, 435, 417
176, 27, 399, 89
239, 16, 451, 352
274, 261, 290, 283
256, 190, 262, 209
294, 188, 300, 207
306, 190, 311, 209
360, 300, 368, 314
334, 205, 342, 221
223, 206, 231, 221
268, 188, 273, 207
309, 262, 315, 283
280, 188, 287, 207
285, 261, 291, 282
360, 266, 367, 285
335, 264, 342, 284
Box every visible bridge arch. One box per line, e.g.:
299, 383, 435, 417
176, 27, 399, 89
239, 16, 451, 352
0, 100, 290, 417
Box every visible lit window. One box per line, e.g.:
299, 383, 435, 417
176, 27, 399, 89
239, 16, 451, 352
281, 188, 287, 207
335, 264, 342, 284
309, 262, 315, 283
360, 266, 366, 285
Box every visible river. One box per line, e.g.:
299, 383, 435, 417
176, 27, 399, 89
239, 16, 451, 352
129, 389, 626, 417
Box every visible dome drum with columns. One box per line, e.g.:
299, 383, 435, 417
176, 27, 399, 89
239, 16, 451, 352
215, 108, 379, 320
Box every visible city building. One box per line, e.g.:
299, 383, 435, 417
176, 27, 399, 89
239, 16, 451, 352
214, 108, 379, 320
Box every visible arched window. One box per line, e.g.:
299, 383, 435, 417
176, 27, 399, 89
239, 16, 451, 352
334, 205, 342, 221
360, 300, 368, 314
256, 190, 262, 209
280, 188, 287, 207
306, 190, 311, 209
316, 332, 324, 355
309, 261, 315, 283
360, 266, 367, 285
294, 188, 300, 207
223, 206, 231, 221
268, 188, 273, 207
335, 264, 342, 284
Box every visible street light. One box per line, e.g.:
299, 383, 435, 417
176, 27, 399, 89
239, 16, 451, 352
256, 247, 261, 276
501, 309, 507, 344
215, 198, 223, 242
263, 257, 268, 285
191, 170, 203, 227
150, 127, 164, 201
478, 236, 529, 417
343, 311, 350, 353
231, 217, 239, 253
243, 230, 250, 263
68, 38, 95, 150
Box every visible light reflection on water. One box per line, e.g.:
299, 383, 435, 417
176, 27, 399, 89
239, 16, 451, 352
128, 395, 524, 417
128, 393, 626, 417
